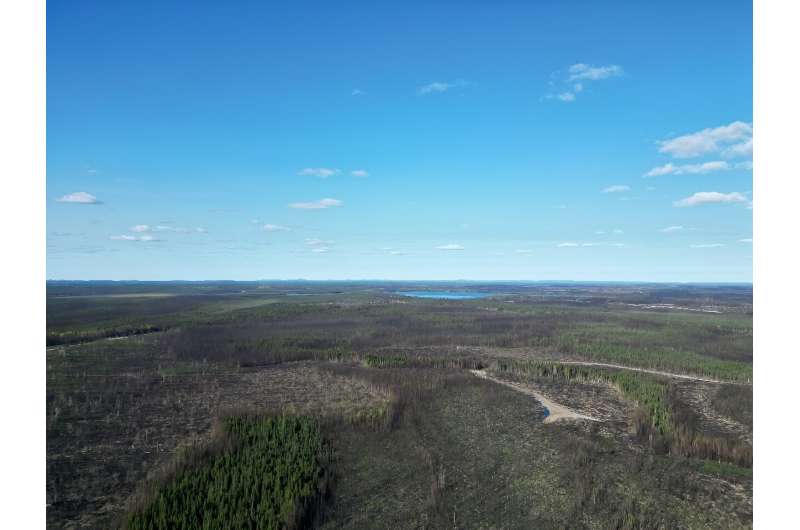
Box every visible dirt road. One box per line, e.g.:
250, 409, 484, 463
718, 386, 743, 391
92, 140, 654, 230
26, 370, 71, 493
555, 360, 746, 384
470, 369, 599, 423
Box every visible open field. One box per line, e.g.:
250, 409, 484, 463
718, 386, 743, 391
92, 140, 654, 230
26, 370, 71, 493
46, 281, 753, 529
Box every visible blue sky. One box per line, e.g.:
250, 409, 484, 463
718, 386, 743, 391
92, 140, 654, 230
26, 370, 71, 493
47, 0, 753, 281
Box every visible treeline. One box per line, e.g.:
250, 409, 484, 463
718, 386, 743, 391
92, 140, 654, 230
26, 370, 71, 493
49, 294, 752, 381
125, 415, 330, 530
46, 324, 165, 346
490, 360, 751, 467
556, 339, 751, 383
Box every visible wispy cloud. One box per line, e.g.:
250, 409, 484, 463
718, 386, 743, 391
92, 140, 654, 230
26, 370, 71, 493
576, 242, 626, 248
418, 80, 466, 95
436, 243, 464, 250
298, 167, 340, 178
567, 63, 623, 82
557, 242, 579, 247
515, 249, 533, 254
689, 243, 725, 248
310, 247, 330, 253
305, 238, 333, 247
739, 238, 753, 243
660, 225, 684, 233
674, 191, 748, 207
56, 191, 102, 204
724, 138, 753, 158
351, 89, 365, 96
288, 198, 343, 210
546, 63, 623, 102
110, 234, 156, 242
130, 224, 206, 234
644, 161, 731, 177
602, 185, 630, 193
262, 224, 291, 232
658, 121, 752, 159
351, 169, 369, 177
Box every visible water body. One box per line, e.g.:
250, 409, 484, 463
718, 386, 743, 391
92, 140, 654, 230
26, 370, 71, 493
395, 291, 490, 300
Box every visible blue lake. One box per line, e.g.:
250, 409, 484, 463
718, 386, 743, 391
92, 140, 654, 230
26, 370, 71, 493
395, 291, 490, 300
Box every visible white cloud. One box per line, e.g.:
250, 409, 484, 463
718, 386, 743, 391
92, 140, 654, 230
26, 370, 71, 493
298, 167, 340, 178
351, 169, 369, 177
690, 243, 725, 248
56, 191, 101, 204
304, 238, 333, 246
130, 224, 205, 234
739, 238, 753, 243
644, 160, 730, 177
436, 243, 464, 250
674, 191, 748, 207
351, 89, 365, 96
660, 225, 684, 233
644, 163, 677, 177
310, 247, 330, 253
567, 63, 623, 82
546, 64, 623, 103
557, 242, 579, 247
262, 224, 291, 232
288, 198, 343, 210
603, 185, 630, 193
723, 138, 753, 158
612, 229, 624, 234
658, 121, 752, 159
110, 234, 155, 242
418, 81, 464, 95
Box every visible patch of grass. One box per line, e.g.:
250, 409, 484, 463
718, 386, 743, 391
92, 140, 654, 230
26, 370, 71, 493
700, 460, 753, 479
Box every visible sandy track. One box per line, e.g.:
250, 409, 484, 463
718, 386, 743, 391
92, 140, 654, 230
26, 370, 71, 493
555, 360, 747, 385
470, 369, 599, 423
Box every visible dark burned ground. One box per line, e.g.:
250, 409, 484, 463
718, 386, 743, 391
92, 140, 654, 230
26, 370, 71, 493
674, 381, 753, 444
46, 337, 387, 529
48, 337, 753, 529
46, 283, 753, 529
323, 372, 751, 529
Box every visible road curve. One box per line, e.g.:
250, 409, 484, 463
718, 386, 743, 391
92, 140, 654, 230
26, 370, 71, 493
470, 369, 599, 423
